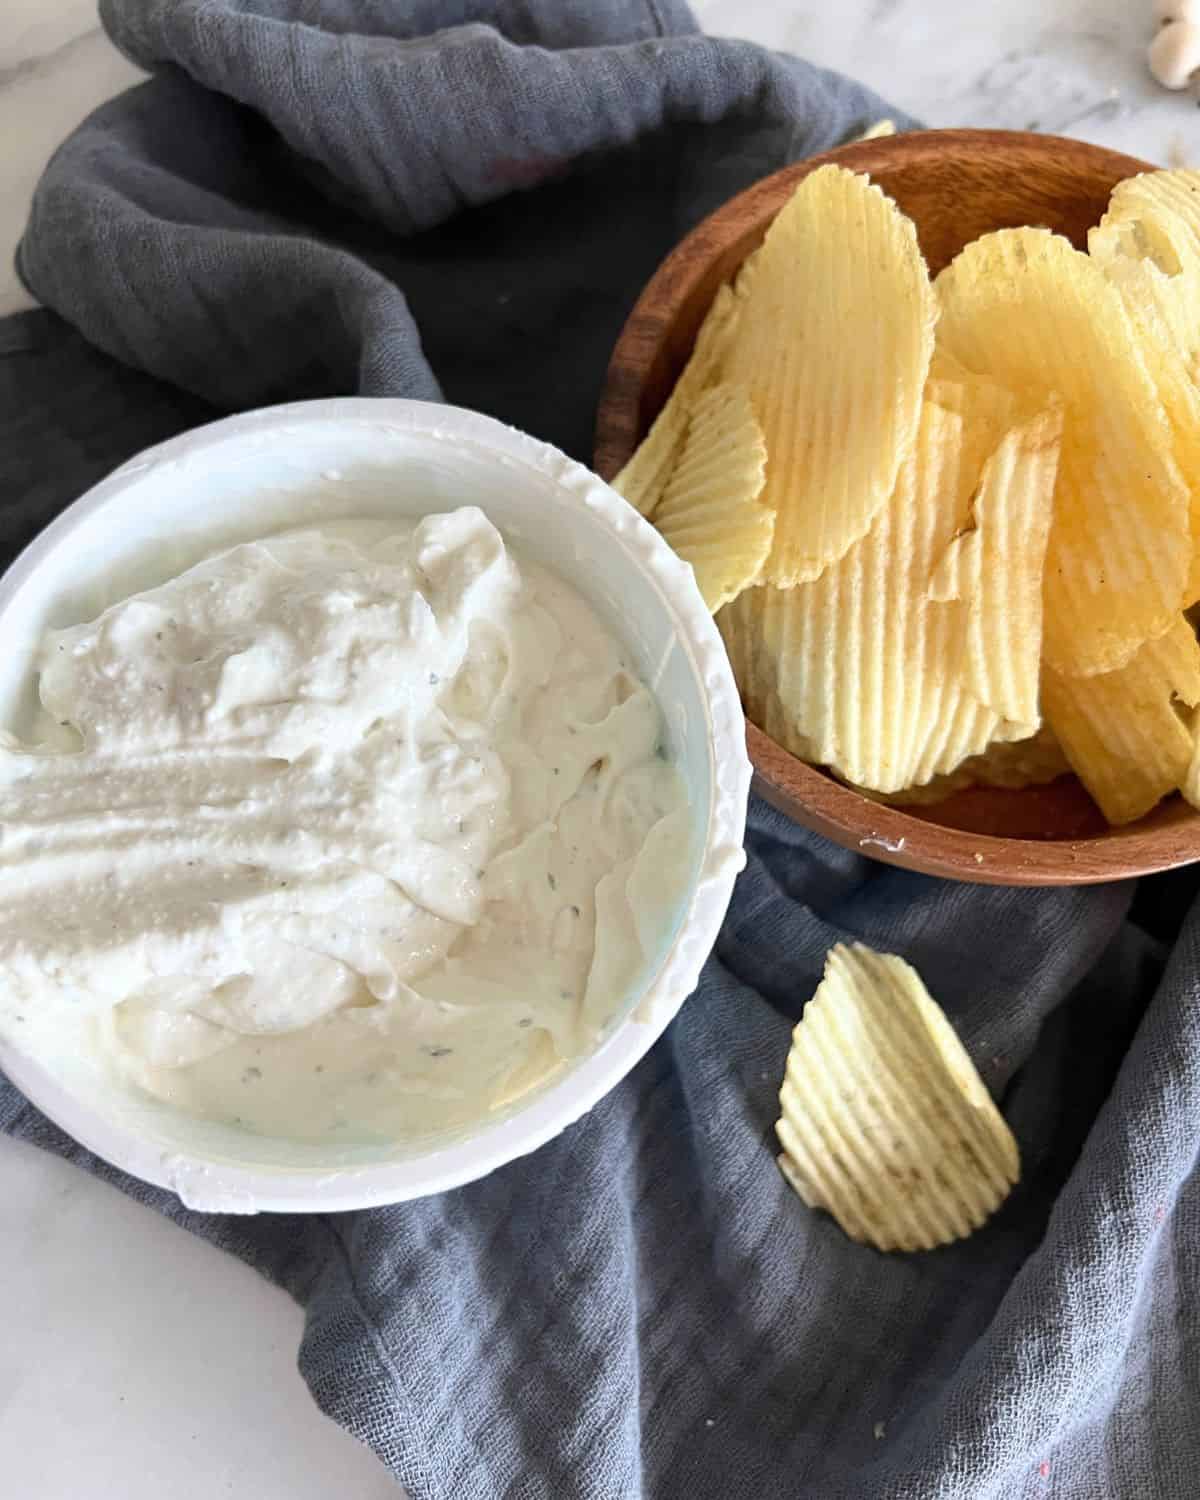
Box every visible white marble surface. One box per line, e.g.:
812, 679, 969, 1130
0, 2, 1196, 1496
0, 1137, 399, 1499
701, 0, 1198, 164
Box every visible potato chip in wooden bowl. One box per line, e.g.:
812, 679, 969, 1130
595, 129, 1200, 885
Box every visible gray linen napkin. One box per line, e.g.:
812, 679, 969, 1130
2, 4, 1198, 1497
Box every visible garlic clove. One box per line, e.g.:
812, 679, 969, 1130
1149, 19, 1200, 89
1155, 0, 1200, 24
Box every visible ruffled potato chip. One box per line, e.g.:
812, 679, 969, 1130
653, 382, 771, 612
936, 227, 1190, 677
1089, 170, 1200, 604
610, 284, 740, 518
1043, 616, 1200, 825
1089, 170, 1200, 388
928, 404, 1063, 725
851, 119, 897, 142
776, 942, 1020, 1253
862, 725, 1071, 805
722, 165, 936, 585
719, 388, 1032, 793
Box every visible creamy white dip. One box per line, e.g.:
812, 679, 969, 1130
0, 508, 691, 1144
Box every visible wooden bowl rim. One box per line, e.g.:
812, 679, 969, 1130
595, 128, 1200, 886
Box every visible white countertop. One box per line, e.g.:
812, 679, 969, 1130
1, 2, 1194, 1496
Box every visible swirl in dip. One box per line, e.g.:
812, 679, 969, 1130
0, 507, 691, 1144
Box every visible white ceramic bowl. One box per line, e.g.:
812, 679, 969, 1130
0, 398, 750, 1212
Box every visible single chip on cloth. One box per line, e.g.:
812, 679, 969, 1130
652, 382, 771, 612
610, 285, 740, 519
928, 404, 1063, 725
936, 227, 1190, 677
776, 942, 1020, 1253
1042, 615, 1200, 825
718, 388, 1029, 794
721, 164, 937, 585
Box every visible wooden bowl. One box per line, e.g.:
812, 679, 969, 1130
595, 128, 1200, 886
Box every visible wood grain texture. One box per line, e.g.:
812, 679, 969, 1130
595, 129, 1200, 885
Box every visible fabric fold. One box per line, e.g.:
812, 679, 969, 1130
18, 0, 902, 432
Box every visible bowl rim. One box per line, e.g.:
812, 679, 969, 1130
595, 127, 1200, 887
0, 396, 751, 1211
